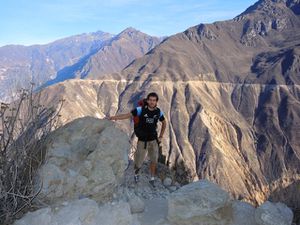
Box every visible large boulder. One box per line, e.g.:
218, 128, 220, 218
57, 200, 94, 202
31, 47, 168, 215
36, 117, 130, 204
167, 179, 232, 225
255, 201, 293, 225
232, 201, 256, 225
166, 179, 294, 225
13, 198, 139, 225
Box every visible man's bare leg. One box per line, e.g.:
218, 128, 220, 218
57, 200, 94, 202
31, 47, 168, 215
149, 162, 156, 187
150, 162, 156, 177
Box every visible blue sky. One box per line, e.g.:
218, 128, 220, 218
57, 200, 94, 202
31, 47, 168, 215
0, 0, 257, 47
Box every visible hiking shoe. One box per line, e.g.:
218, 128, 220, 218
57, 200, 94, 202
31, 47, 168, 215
134, 174, 139, 183
149, 179, 156, 188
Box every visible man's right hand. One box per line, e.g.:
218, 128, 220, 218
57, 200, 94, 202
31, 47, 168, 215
106, 113, 132, 121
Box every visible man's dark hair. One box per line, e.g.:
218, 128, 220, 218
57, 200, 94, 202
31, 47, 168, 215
147, 92, 159, 101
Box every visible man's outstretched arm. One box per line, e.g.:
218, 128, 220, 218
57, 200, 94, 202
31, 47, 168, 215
108, 112, 132, 121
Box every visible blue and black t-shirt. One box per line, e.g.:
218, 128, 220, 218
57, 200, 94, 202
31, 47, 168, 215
131, 106, 165, 141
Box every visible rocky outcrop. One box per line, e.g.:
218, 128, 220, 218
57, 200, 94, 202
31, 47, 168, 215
255, 201, 294, 225
12, 118, 294, 225
14, 178, 294, 225
167, 180, 231, 225
14, 198, 139, 225
166, 180, 293, 225
36, 117, 130, 204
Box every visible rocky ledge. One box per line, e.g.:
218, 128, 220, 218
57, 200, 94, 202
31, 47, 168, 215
13, 117, 294, 225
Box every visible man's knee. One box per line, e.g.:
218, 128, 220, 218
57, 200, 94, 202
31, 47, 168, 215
149, 142, 159, 162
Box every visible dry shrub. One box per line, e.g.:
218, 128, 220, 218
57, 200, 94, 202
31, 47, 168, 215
0, 84, 63, 224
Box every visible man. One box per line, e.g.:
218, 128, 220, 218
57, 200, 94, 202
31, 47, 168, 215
108, 92, 166, 187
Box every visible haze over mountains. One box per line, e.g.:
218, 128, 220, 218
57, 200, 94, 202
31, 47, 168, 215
0, 28, 161, 102
34, 0, 300, 211
0, 31, 113, 100
43, 28, 162, 87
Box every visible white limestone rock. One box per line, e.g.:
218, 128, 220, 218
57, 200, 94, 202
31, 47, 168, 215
14, 198, 99, 225
255, 201, 293, 225
167, 186, 178, 192
97, 201, 139, 225
36, 117, 130, 204
232, 200, 257, 225
14, 198, 139, 225
128, 195, 145, 214
167, 179, 231, 225
13, 208, 52, 225
163, 177, 172, 187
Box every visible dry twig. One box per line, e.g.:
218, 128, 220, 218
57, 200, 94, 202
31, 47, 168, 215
0, 84, 63, 224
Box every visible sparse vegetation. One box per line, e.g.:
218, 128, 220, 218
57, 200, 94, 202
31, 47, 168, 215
172, 160, 194, 185
0, 83, 63, 224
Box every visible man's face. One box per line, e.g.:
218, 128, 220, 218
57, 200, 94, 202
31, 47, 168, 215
147, 96, 158, 108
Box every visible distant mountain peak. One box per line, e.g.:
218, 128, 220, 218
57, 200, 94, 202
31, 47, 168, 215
116, 27, 160, 40
118, 27, 143, 37
93, 30, 110, 35
121, 27, 139, 33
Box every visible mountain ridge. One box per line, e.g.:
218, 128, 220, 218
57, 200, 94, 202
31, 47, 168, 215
40, 27, 162, 88
0, 28, 162, 102
120, 0, 300, 85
